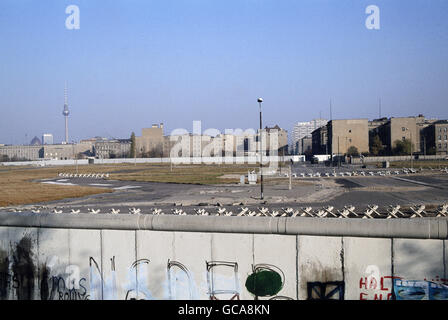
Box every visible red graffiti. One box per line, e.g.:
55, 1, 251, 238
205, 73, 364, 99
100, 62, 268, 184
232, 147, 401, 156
359, 276, 401, 300
359, 274, 448, 300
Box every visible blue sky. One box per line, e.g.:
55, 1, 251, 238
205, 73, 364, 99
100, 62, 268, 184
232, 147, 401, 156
0, 0, 447, 144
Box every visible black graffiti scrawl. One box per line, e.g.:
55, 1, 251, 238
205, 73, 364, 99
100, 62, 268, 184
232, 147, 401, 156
0, 249, 9, 300
11, 236, 36, 300
307, 281, 345, 300
39, 264, 50, 300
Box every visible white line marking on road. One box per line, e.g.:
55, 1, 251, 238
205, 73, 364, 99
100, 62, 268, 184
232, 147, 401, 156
392, 176, 442, 189
42, 181, 77, 186
113, 185, 142, 190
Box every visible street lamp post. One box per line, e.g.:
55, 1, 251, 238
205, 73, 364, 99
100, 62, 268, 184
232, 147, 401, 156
410, 130, 413, 169
258, 98, 264, 200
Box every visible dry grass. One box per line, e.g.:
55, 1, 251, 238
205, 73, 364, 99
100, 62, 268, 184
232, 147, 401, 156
261, 177, 314, 186
0, 163, 263, 207
0, 166, 112, 207
106, 163, 312, 186
110, 163, 260, 184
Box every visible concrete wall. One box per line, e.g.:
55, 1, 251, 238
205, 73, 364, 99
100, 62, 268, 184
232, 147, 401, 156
0, 155, 305, 167
0, 213, 447, 300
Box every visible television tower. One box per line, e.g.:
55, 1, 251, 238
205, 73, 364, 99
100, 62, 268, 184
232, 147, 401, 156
62, 82, 70, 144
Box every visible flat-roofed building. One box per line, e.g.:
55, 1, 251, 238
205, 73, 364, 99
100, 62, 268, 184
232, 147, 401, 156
73, 140, 94, 158
369, 115, 438, 155
389, 117, 420, 154
259, 125, 289, 155
43, 144, 76, 160
0, 145, 41, 161
42, 134, 54, 145
94, 139, 131, 159
135, 124, 164, 157
422, 120, 448, 155
327, 119, 369, 155
297, 136, 312, 155
368, 118, 389, 155
311, 126, 328, 155
292, 119, 327, 154
167, 133, 219, 158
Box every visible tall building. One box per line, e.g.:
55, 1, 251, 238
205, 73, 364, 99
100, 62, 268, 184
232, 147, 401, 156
42, 133, 54, 145
421, 120, 448, 155
327, 119, 369, 155
311, 126, 328, 155
62, 82, 70, 144
370, 115, 437, 155
260, 125, 289, 155
292, 119, 327, 154
296, 136, 312, 155
135, 124, 165, 157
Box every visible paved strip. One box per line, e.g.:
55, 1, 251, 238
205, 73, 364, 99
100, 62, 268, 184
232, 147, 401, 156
89, 183, 113, 187
391, 176, 445, 189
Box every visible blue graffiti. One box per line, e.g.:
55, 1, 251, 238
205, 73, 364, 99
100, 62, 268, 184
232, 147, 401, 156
394, 279, 448, 300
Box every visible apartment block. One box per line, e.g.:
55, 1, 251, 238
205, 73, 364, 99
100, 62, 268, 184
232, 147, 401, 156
327, 119, 369, 155
422, 120, 448, 155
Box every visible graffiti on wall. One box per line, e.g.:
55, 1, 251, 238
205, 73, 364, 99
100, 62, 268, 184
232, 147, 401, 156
88, 258, 291, 300
358, 265, 398, 300
206, 261, 240, 300
394, 279, 448, 300
11, 237, 36, 300
89, 256, 119, 300
358, 265, 448, 300
41, 273, 89, 300
0, 236, 36, 300
0, 248, 10, 300
2, 235, 448, 300
0, 236, 90, 300
307, 281, 345, 300
358, 276, 399, 300
245, 264, 293, 300
125, 259, 152, 300
167, 259, 197, 300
